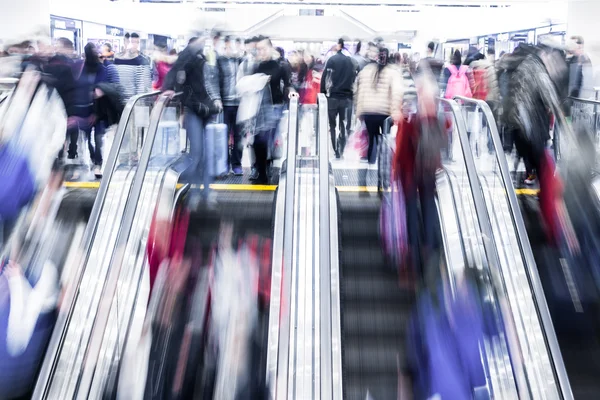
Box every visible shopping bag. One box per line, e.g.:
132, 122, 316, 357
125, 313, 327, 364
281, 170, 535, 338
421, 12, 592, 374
206, 114, 229, 178
379, 179, 408, 269
347, 124, 368, 160
272, 110, 288, 160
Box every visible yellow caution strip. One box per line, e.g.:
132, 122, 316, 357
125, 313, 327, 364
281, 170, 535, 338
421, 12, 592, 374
64, 181, 540, 196
63, 181, 277, 191
336, 186, 379, 193
63, 181, 101, 189
515, 188, 540, 196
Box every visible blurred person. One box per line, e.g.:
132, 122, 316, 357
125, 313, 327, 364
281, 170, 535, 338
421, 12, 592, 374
117, 33, 130, 58
418, 41, 444, 84
238, 37, 258, 80
114, 32, 151, 102
498, 43, 565, 239
321, 38, 356, 158
395, 71, 443, 276
288, 50, 307, 95
100, 43, 120, 84
45, 38, 80, 162
100, 42, 115, 63
354, 46, 403, 165
300, 54, 322, 104
442, 50, 472, 99
163, 35, 222, 207
567, 35, 593, 105
353, 40, 369, 72
217, 36, 243, 175
238, 37, 260, 179
252, 36, 293, 183
76, 42, 109, 177
152, 45, 176, 90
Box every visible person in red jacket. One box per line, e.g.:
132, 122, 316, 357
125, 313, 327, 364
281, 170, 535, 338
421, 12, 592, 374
394, 72, 442, 275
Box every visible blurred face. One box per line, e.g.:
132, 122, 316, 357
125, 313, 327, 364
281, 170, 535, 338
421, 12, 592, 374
304, 54, 314, 66
101, 45, 111, 57
130, 37, 140, 52
256, 40, 271, 62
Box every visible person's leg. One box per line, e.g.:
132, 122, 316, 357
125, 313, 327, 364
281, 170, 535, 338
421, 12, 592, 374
183, 110, 204, 190
67, 125, 79, 160
253, 130, 269, 184
228, 107, 244, 174
328, 98, 339, 157
363, 115, 379, 164
338, 99, 349, 157
93, 121, 105, 167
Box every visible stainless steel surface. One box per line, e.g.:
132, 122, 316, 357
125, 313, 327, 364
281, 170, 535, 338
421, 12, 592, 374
33, 91, 160, 400
318, 93, 334, 400
317, 92, 343, 400
455, 96, 572, 400
442, 98, 530, 399
270, 97, 299, 400
75, 93, 180, 399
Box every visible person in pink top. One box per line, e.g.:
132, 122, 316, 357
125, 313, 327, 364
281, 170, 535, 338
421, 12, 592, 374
153, 46, 177, 90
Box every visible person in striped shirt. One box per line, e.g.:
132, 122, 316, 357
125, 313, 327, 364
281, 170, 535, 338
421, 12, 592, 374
114, 33, 151, 103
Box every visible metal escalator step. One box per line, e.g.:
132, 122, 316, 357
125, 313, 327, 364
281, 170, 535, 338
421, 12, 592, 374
342, 275, 413, 304
340, 246, 388, 273
340, 214, 380, 238
343, 338, 404, 375
344, 375, 399, 400
342, 304, 410, 338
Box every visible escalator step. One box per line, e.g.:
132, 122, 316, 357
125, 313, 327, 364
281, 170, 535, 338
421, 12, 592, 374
342, 275, 413, 304
342, 304, 410, 338
344, 376, 399, 400
343, 338, 404, 374
340, 246, 388, 274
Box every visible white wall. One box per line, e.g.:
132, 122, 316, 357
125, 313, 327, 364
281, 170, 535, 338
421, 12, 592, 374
0, 0, 50, 42
47, 0, 567, 44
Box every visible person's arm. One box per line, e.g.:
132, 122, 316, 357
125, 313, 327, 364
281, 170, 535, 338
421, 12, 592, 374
162, 46, 195, 91
204, 62, 222, 112
390, 68, 404, 122
570, 60, 584, 98
320, 58, 330, 94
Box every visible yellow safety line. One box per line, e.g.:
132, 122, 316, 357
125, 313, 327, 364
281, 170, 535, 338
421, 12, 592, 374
63, 181, 101, 189
64, 181, 540, 196
515, 188, 540, 196
63, 181, 277, 191
336, 186, 379, 193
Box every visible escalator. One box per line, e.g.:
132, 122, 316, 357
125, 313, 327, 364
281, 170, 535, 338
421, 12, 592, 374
337, 191, 413, 400
32, 93, 298, 399
454, 96, 577, 398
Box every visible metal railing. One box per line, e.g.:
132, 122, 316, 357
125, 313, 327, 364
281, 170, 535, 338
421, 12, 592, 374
455, 95, 572, 400
33, 90, 160, 400
267, 96, 299, 400
441, 97, 530, 398
73, 92, 181, 398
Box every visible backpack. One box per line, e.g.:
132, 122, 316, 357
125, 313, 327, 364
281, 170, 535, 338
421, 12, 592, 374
444, 65, 472, 99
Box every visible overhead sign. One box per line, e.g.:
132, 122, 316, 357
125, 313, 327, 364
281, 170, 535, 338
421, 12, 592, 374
106, 25, 124, 36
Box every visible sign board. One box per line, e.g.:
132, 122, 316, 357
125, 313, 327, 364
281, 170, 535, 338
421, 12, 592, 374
106, 25, 124, 36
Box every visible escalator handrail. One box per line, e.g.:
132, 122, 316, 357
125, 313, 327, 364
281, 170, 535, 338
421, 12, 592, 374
440, 97, 537, 398
32, 90, 160, 400
455, 95, 572, 399
74, 92, 181, 399
568, 96, 600, 106
270, 96, 300, 400
317, 93, 342, 400
454, 96, 573, 399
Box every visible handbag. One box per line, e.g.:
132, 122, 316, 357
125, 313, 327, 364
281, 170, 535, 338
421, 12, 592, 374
379, 179, 408, 270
